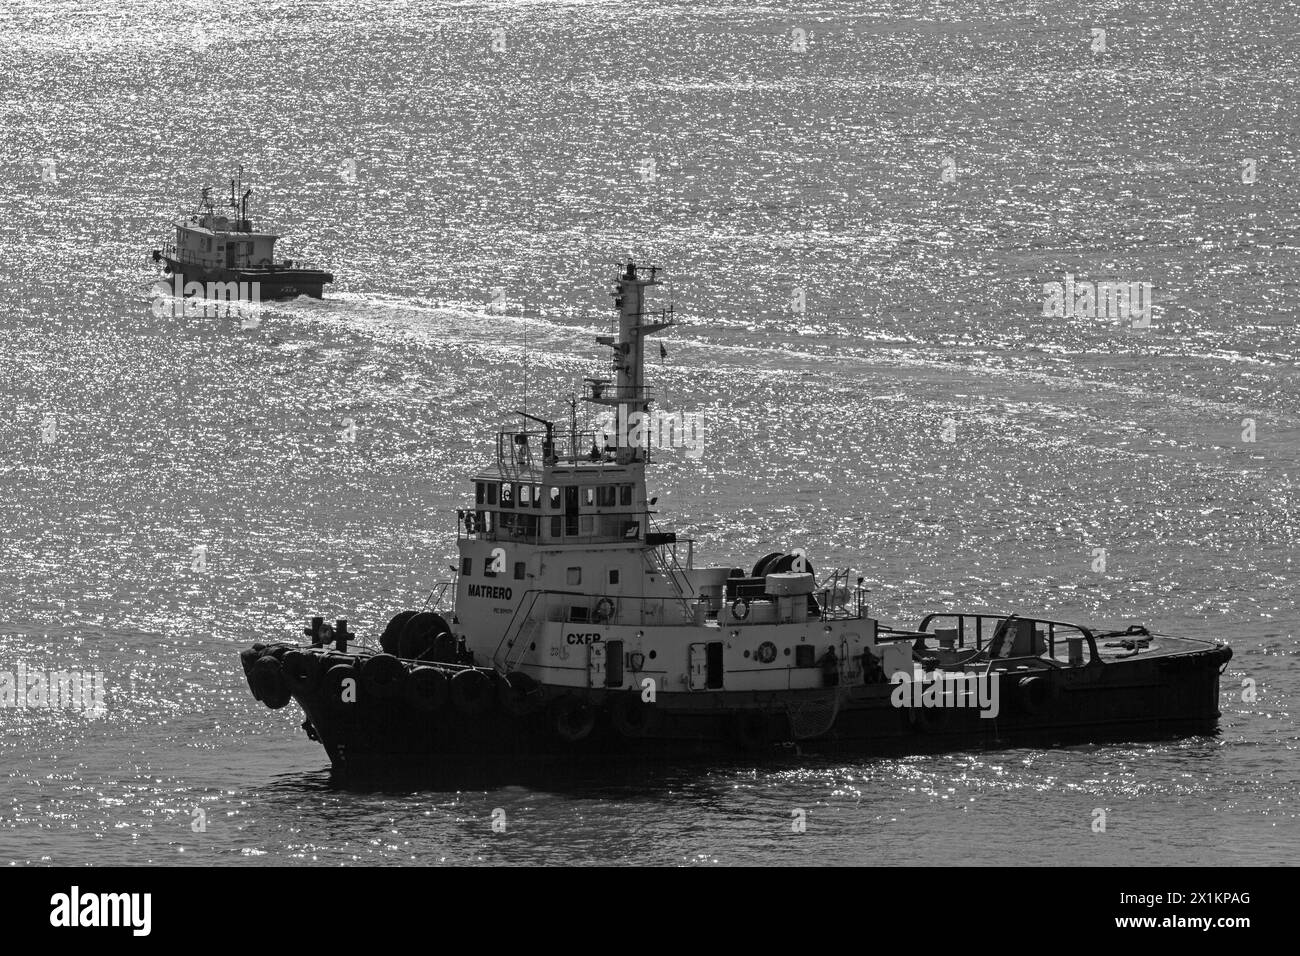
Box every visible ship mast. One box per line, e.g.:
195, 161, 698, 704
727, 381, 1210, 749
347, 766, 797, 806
585, 262, 674, 465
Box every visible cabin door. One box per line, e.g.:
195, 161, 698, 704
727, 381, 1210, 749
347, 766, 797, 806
689, 642, 724, 690
563, 486, 579, 537
225, 244, 236, 268
688, 644, 708, 690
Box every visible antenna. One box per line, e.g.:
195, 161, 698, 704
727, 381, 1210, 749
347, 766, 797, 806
569, 394, 578, 458
522, 296, 529, 415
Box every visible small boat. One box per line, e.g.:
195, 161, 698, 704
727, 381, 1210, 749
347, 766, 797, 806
151, 170, 333, 300
238, 263, 1231, 779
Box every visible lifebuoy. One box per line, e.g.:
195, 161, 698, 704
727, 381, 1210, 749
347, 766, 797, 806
756, 641, 778, 664
250, 655, 291, 709
360, 653, 408, 700
593, 597, 616, 623
553, 696, 596, 742
498, 670, 543, 716
609, 690, 658, 737
406, 666, 449, 713
731, 598, 750, 621
450, 668, 494, 716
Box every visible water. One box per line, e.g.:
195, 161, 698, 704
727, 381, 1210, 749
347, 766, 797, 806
1, 0, 1297, 865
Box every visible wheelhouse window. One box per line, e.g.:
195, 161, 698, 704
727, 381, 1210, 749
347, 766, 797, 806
500, 482, 515, 509
583, 487, 595, 507
620, 484, 633, 506
549, 486, 561, 509
475, 482, 485, 504
519, 484, 531, 507
532, 484, 542, 509
486, 483, 498, 506
501, 513, 538, 538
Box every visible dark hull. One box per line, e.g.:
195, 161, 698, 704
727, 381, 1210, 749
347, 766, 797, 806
161, 258, 333, 300
241, 641, 1232, 783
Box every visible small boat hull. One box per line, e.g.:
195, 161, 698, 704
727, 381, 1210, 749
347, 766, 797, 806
158, 257, 333, 300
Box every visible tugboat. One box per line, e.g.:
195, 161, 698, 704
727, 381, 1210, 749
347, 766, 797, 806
239, 263, 1232, 778
151, 171, 333, 300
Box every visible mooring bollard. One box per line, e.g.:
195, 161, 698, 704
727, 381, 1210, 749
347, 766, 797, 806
335, 619, 349, 652
308, 616, 325, 647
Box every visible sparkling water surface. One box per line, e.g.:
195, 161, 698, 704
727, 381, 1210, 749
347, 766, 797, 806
0, 0, 1296, 865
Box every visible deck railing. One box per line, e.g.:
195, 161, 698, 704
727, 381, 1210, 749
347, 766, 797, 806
877, 612, 1100, 665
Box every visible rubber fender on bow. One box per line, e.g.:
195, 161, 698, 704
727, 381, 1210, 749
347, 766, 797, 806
406, 666, 449, 713
450, 668, 494, 716
239, 645, 266, 682
281, 649, 325, 695
250, 655, 291, 710
360, 653, 408, 701
322, 664, 358, 713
